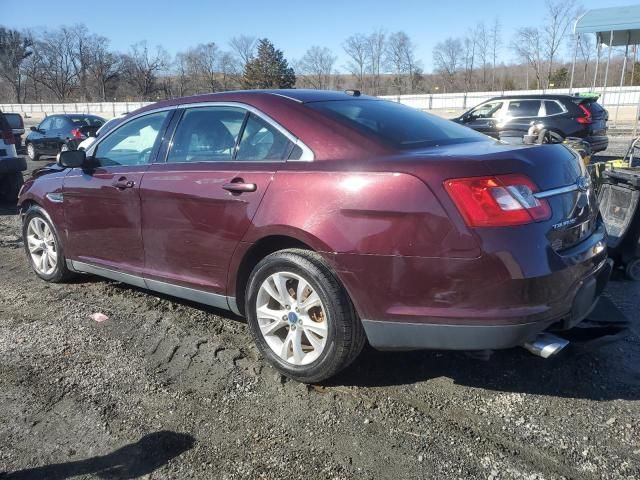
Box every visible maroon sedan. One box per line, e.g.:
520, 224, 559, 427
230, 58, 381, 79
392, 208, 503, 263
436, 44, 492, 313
18, 90, 610, 382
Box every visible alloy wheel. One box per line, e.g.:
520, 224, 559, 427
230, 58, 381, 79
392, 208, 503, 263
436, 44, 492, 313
26, 217, 58, 276
255, 271, 328, 366
27, 143, 35, 160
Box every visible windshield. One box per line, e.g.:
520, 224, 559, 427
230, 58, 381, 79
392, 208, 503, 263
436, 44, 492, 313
307, 99, 487, 149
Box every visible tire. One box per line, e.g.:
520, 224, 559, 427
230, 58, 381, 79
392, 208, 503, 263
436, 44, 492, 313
625, 258, 640, 281
22, 205, 75, 282
0, 172, 23, 203
26, 142, 39, 161
245, 248, 366, 383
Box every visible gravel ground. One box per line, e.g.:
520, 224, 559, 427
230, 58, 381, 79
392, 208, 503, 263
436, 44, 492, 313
0, 140, 639, 479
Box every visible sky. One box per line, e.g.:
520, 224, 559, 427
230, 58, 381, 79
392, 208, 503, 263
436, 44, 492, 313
2, 0, 637, 71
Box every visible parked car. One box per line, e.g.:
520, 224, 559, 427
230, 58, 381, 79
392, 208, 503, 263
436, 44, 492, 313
18, 90, 611, 382
4, 112, 25, 152
25, 114, 105, 160
75, 113, 128, 151
453, 94, 609, 153
0, 110, 26, 203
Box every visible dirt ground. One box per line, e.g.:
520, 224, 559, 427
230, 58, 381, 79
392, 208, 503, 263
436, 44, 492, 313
0, 143, 639, 479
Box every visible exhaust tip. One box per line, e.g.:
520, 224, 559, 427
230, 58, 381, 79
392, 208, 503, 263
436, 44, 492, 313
523, 332, 569, 358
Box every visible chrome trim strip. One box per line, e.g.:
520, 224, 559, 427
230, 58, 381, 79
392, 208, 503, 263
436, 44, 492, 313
70, 260, 147, 288
534, 184, 578, 199
175, 101, 314, 161
69, 260, 236, 312
145, 278, 230, 310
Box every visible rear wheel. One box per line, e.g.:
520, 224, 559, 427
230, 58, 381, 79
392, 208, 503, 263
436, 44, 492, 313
625, 258, 640, 281
245, 249, 365, 383
22, 206, 74, 282
26, 142, 39, 161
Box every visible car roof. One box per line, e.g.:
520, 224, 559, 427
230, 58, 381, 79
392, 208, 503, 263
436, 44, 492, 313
486, 94, 578, 101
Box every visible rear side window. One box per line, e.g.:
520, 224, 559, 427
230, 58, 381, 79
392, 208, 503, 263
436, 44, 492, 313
506, 100, 542, 117
69, 116, 104, 127
544, 101, 563, 116
236, 113, 292, 161
167, 106, 246, 163
4, 113, 23, 129
308, 99, 486, 149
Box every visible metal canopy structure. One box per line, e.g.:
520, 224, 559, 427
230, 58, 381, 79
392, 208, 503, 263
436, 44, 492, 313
574, 5, 640, 45
570, 5, 640, 127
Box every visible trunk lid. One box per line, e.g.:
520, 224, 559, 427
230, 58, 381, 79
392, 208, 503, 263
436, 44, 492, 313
393, 141, 598, 251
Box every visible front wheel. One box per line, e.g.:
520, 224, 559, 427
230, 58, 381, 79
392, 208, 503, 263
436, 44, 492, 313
626, 258, 640, 281
22, 206, 75, 282
26, 143, 39, 161
245, 249, 366, 383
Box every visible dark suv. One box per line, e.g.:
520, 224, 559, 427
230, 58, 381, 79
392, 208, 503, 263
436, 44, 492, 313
453, 94, 609, 153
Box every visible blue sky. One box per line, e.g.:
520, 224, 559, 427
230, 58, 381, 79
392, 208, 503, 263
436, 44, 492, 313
2, 0, 635, 71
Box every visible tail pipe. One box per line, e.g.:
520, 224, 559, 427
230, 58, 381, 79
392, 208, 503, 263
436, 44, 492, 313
523, 332, 569, 358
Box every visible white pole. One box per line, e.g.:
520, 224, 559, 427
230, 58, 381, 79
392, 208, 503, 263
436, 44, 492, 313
602, 30, 614, 104
569, 34, 579, 93
593, 35, 601, 90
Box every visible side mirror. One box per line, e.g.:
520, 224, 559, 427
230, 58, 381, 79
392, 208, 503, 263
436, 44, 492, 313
30, 126, 37, 132
57, 149, 86, 168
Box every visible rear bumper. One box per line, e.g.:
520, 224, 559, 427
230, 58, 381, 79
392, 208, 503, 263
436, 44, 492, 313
584, 135, 608, 153
361, 257, 612, 350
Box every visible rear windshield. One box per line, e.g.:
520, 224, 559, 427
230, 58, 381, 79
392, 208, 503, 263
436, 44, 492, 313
4, 113, 23, 129
307, 99, 486, 149
582, 101, 606, 115
68, 116, 104, 127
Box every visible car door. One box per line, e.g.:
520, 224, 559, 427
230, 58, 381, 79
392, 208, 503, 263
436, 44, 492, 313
31, 116, 54, 154
462, 101, 504, 137
140, 105, 293, 300
47, 116, 70, 153
500, 99, 543, 137
63, 110, 172, 275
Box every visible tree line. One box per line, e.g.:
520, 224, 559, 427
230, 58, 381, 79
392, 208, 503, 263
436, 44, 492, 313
1, 0, 637, 104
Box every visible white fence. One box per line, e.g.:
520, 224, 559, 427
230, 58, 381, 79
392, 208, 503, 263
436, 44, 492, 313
0, 101, 152, 117
1, 85, 640, 120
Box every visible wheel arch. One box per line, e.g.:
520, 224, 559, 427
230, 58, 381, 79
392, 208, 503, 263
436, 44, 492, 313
231, 234, 316, 316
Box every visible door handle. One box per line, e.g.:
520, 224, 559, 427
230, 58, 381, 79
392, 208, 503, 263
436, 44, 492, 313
113, 176, 135, 189
222, 181, 257, 193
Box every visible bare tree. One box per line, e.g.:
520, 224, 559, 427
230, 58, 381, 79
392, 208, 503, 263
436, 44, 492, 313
543, 0, 577, 87
173, 52, 191, 97
297, 46, 337, 89
512, 28, 544, 89
89, 40, 121, 101
366, 30, 386, 95
462, 36, 476, 92
433, 37, 463, 91
385, 31, 419, 94
343, 33, 368, 89
121, 41, 169, 100
490, 18, 501, 89
229, 35, 256, 69
475, 22, 491, 89
0, 27, 33, 103
218, 51, 240, 90
34, 28, 79, 101
186, 42, 221, 92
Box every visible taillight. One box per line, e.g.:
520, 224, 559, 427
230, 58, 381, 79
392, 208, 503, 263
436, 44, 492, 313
576, 104, 592, 124
444, 174, 551, 227
1, 128, 15, 145
71, 128, 83, 139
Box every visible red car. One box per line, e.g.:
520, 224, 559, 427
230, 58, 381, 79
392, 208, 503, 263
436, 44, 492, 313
18, 90, 610, 382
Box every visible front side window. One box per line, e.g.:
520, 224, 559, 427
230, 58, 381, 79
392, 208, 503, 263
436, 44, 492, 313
308, 99, 486, 149
167, 107, 245, 163
51, 117, 68, 130
470, 101, 504, 119
39, 117, 53, 131
506, 100, 542, 118
94, 111, 169, 167
236, 113, 292, 161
